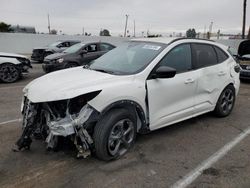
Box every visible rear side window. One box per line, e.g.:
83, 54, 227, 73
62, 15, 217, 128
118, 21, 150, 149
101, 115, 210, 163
214, 46, 229, 63
100, 43, 114, 51
159, 44, 192, 73
192, 44, 217, 68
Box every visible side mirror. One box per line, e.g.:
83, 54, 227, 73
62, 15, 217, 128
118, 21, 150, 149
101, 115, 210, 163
80, 50, 88, 55
57, 44, 63, 48
152, 66, 176, 79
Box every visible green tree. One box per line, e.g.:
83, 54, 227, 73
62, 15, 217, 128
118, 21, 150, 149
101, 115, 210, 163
186, 28, 196, 38
100, 29, 111, 36
0, 22, 12, 32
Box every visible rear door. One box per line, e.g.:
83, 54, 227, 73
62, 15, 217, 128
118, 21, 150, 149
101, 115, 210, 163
147, 43, 198, 130
191, 43, 231, 114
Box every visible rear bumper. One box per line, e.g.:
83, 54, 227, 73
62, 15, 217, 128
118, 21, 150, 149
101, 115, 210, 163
31, 49, 45, 62
31, 55, 44, 62
240, 70, 250, 79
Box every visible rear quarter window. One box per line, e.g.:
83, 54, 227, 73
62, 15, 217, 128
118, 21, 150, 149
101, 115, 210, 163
192, 43, 217, 68
214, 46, 229, 63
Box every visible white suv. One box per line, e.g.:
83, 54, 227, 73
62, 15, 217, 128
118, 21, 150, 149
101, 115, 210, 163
15, 38, 240, 161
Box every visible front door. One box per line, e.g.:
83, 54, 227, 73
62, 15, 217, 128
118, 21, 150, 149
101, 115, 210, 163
80, 44, 100, 65
147, 44, 197, 130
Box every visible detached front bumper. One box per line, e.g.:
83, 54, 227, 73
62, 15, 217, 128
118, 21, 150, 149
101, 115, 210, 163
17, 96, 99, 158
17, 59, 32, 74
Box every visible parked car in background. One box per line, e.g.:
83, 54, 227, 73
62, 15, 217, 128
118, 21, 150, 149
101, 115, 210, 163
236, 40, 250, 80
15, 38, 240, 161
0, 52, 32, 83
31, 40, 81, 63
42, 42, 115, 73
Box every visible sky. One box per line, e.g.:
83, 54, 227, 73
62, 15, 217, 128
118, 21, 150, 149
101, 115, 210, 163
0, 0, 249, 36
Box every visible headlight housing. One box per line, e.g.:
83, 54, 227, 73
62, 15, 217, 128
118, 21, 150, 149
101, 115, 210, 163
57, 58, 64, 63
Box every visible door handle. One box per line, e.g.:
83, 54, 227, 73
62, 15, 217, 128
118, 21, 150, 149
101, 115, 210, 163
218, 71, 226, 76
184, 78, 195, 84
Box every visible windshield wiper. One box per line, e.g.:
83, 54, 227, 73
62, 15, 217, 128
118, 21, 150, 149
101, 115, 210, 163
92, 68, 114, 74
82, 65, 91, 69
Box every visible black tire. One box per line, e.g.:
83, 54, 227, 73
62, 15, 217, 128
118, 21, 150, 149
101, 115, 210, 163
65, 62, 78, 69
214, 85, 236, 117
93, 108, 137, 161
0, 63, 20, 83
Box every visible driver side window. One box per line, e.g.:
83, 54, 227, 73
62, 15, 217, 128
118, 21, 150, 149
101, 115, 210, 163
159, 44, 192, 73
84, 44, 97, 53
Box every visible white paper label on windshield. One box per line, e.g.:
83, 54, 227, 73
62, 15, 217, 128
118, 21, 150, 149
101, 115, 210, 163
142, 45, 161, 51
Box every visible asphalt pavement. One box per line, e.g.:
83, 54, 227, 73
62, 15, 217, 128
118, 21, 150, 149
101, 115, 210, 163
0, 64, 250, 188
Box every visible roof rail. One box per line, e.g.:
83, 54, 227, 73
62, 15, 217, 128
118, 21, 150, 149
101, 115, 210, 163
169, 37, 215, 45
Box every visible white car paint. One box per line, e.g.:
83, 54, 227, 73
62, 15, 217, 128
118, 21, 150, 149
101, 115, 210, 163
0, 52, 27, 65
23, 38, 240, 132
0, 52, 27, 58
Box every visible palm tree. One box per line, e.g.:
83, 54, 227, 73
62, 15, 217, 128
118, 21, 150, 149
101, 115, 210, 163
242, 0, 247, 39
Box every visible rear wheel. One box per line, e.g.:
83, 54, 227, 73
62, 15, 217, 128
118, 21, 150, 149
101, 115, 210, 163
214, 85, 235, 117
0, 63, 20, 83
94, 108, 136, 161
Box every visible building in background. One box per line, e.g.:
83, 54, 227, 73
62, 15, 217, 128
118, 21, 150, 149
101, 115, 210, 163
10, 25, 36, 34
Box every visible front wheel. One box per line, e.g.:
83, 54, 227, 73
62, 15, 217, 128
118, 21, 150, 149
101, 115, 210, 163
94, 108, 137, 161
0, 63, 20, 83
214, 85, 236, 117
64, 62, 78, 69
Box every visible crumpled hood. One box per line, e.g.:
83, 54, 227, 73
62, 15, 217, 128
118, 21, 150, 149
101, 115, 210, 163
0, 52, 27, 59
24, 67, 133, 103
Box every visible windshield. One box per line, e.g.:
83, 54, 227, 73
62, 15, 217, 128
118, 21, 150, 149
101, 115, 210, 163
63, 43, 85, 53
48, 41, 62, 47
90, 41, 166, 75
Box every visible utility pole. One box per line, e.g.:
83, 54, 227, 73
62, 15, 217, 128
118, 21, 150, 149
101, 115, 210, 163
124, 14, 129, 37
242, 0, 247, 39
209, 21, 213, 34
133, 20, 136, 37
204, 25, 207, 38
47, 14, 51, 34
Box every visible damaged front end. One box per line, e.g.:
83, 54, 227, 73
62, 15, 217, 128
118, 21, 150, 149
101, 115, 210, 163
14, 91, 101, 158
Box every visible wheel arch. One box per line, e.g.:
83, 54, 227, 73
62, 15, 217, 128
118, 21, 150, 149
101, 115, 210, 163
64, 61, 80, 68
214, 82, 236, 108
67, 61, 80, 66
99, 100, 149, 133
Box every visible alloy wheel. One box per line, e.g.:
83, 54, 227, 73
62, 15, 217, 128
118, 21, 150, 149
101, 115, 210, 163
0, 64, 19, 83
220, 88, 234, 114
108, 119, 135, 156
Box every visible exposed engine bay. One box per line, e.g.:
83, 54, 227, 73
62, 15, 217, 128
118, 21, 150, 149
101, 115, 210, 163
14, 91, 101, 158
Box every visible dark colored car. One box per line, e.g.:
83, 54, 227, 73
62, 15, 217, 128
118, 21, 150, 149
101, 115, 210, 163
31, 40, 81, 62
236, 40, 250, 80
42, 42, 115, 73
